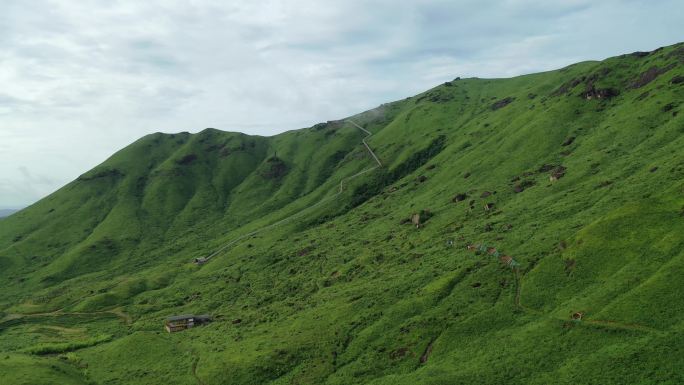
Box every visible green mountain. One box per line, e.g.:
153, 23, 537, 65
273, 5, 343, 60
0, 209, 19, 218
1, 42, 684, 385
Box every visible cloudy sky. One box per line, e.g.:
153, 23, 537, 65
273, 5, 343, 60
1, 0, 682, 208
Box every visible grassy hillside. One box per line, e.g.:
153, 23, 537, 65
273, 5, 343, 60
1, 42, 683, 385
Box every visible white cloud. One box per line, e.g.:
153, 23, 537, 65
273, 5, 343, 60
0, 0, 682, 207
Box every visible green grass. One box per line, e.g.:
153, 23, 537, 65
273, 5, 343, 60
0, 353, 91, 385
24, 334, 113, 355
0, 42, 683, 384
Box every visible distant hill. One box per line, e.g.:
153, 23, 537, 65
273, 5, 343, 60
0, 42, 683, 385
0, 209, 19, 218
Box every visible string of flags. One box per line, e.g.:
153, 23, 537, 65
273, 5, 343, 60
466, 243, 520, 268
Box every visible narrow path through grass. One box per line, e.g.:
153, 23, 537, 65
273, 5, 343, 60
2, 307, 131, 325
198, 120, 383, 263
513, 270, 661, 334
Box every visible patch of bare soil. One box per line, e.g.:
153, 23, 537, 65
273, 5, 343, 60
629, 64, 676, 89
420, 340, 435, 364
491, 97, 515, 110
260, 156, 289, 180
177, 154, 198, 165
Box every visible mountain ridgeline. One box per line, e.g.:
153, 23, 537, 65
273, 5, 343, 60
0, 209, 19, 219
1, 43, 684, 384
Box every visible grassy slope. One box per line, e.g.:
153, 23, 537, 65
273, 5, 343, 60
1, 43, 683, 384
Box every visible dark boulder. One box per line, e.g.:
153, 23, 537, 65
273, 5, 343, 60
491, 97, 515, 110
260, 156, 289, 180
538, 164, 556, 173
552, 77, 586, 96
562, 137, 576, 146
630, 64, 676, 89
550, 166, 567, 181
581, 85, 619, 100
662, 103, 675, 112
514, 180, 536, 193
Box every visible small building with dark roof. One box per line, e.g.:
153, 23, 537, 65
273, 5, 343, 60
165, 314, 212, 332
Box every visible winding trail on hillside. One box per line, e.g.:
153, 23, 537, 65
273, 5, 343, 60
1, 307, 132, 325
191, 353, 205, 385
466, 244, 661, 333
512, 270, 542, 315
349, 120, 383, 167
512, 270, 661, 333
198, 120, 382, 263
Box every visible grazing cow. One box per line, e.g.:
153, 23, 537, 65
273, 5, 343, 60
572, 312, 584, 321
411, 213, 421, 228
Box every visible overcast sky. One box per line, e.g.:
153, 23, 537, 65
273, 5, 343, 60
1, 0, 682, 208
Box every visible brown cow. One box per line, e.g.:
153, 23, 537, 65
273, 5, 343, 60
571, 312, 584, 321
411, 213, 421, 228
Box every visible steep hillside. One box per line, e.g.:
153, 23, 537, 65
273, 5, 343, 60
1, 42, 683, 385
